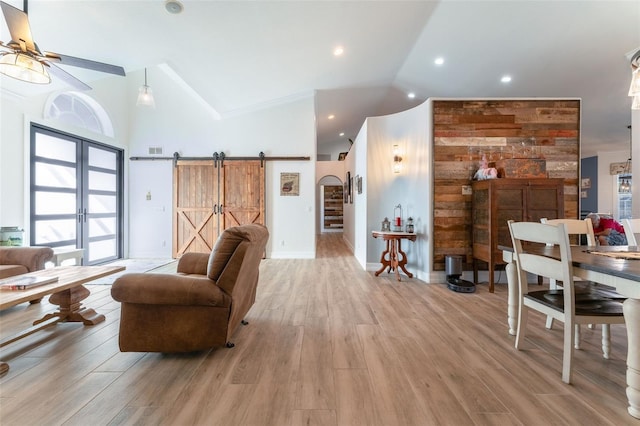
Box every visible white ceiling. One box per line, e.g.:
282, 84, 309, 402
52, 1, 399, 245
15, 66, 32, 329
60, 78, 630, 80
1, 0, 639, 157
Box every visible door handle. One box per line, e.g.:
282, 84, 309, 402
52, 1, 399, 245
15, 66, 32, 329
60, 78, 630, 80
213, 205, 218, 214
77, 209, 83, 223
83, 208, 87, 223
219, 204, 224, 214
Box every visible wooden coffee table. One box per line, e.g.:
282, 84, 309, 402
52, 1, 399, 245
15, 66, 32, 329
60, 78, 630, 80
0, 265, 125, 375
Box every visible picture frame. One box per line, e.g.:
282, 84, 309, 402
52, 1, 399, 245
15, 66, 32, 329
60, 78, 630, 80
581, 177, 591, 189
350, 176, 354, 203
280, 172, 300, 196
338, 152, 348, 161
356, 175, 362, 194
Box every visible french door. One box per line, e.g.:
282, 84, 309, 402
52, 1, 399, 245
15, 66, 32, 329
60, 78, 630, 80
30, 124, 124, 264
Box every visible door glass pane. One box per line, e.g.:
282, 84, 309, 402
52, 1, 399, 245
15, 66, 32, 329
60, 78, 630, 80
89, 218, 116, 237
35, 219, 76, 245
35, 134, 76, 163
88, 194, 116, 213
89, 239, 116, 262
35, 163, 76, 188
88, 170, 116, 191
34, 192, 76, 215
89, 146, 116, 170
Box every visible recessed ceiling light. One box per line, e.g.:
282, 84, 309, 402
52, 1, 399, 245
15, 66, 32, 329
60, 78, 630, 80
339, 132, 345, 137
501, 75, 512, 83
333, 46, 344, 56
434, 57, 444, 65
328, 114, 335, 120
165, 0, 183, 14
407, 92, 416, 99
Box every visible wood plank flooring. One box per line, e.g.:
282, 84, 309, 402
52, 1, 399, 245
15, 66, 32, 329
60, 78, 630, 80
0, 234, 635, 425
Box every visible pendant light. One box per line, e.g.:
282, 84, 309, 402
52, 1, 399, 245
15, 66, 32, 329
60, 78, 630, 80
619, 125, 632, 193
136, 68, 155, 108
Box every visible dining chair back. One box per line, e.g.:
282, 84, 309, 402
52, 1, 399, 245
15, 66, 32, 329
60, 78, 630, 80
507, 220, 624, 384
540, 217, 596, 246
539, 217, 599, 331
622, 218, 640, 246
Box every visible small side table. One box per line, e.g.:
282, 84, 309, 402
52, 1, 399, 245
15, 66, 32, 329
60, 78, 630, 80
371, 231, 417, 281
51, 248, 84, 266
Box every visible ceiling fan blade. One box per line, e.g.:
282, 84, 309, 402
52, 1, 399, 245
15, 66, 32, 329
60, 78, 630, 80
0, 1, 37, 53
44, 51, 125, 76
47, 62, 91, 90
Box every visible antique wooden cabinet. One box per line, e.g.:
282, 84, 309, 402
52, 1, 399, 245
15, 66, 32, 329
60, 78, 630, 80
471, 178, 565, 292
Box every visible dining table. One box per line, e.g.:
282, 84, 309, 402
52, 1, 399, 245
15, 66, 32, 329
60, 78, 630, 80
501, 244, 640, 419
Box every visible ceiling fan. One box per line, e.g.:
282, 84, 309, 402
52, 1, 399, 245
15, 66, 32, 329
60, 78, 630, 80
0, 0, 125, 90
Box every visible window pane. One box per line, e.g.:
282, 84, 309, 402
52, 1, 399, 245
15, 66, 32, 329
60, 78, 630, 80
89, 218, 116, 238
617, 175, 632, 219
35, 192, 76, 215
35, 163, 76, 188
34, 219, 76, 245
88, 170, 116, 191
88, 194, 116, 214
89, 239, 116, 262
89, 146, 116, 170
35, 134, 76, 163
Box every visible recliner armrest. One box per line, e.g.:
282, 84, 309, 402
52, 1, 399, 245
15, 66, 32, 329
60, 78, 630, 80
111, 273, 230, 307
0, 246, 54, 272
176, 252, 209, 275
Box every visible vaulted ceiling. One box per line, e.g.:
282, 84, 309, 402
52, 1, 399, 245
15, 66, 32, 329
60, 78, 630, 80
1, 1, 638, 157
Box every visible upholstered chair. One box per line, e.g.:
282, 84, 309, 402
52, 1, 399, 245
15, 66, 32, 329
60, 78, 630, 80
111, 224, 269, 353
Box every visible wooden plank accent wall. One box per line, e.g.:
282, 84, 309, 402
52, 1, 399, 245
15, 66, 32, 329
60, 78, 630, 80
432, 100, 580, 271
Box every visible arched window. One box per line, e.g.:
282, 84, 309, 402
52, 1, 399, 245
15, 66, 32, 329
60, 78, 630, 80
44, 91, 114, 138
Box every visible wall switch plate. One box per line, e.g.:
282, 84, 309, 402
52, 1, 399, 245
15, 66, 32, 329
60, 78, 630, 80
462, 185, 472, 195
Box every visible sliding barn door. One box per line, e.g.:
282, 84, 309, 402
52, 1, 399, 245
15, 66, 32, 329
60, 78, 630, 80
222, 160, 265, 227
173, 159, 265, 258
173, 160, 221, 257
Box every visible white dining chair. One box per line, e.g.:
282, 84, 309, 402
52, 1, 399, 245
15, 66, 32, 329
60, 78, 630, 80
539, 218, 596, 335
622, 218, 640, 246
508, 220, 624, 384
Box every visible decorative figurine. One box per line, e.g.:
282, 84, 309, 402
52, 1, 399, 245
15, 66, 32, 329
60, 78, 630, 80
473, 154, 498, 180
381, 217, 391, 232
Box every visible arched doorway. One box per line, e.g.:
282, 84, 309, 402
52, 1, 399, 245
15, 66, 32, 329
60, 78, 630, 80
318, 175, 343, 233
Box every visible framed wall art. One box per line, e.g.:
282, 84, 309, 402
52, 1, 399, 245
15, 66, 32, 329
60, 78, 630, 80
280, 172, 300, 196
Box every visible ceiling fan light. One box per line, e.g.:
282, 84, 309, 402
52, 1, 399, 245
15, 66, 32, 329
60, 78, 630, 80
0, 52, 51, 84
137, 85, 156, 108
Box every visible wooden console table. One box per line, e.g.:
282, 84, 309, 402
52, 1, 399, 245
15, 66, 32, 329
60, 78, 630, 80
372, 231, 417, 281
0, 265, 125, 375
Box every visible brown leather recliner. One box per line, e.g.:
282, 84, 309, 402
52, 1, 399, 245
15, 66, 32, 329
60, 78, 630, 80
111, 224, 269, 353
0, 246, 54, 279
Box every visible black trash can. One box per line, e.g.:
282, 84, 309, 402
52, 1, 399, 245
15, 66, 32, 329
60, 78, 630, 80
445, 255, 476, 293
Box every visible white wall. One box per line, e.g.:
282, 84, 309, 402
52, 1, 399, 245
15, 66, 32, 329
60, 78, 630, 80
1, 67, 316, 259
362, 100, 432, 280
127, 66, 317, 259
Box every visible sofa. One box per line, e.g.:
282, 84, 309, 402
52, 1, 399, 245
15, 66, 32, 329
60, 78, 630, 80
0, 246, 54, 279
111, 224, 269, 353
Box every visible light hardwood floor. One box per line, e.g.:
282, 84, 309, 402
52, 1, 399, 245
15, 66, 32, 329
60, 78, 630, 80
0, 234, 634, 425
